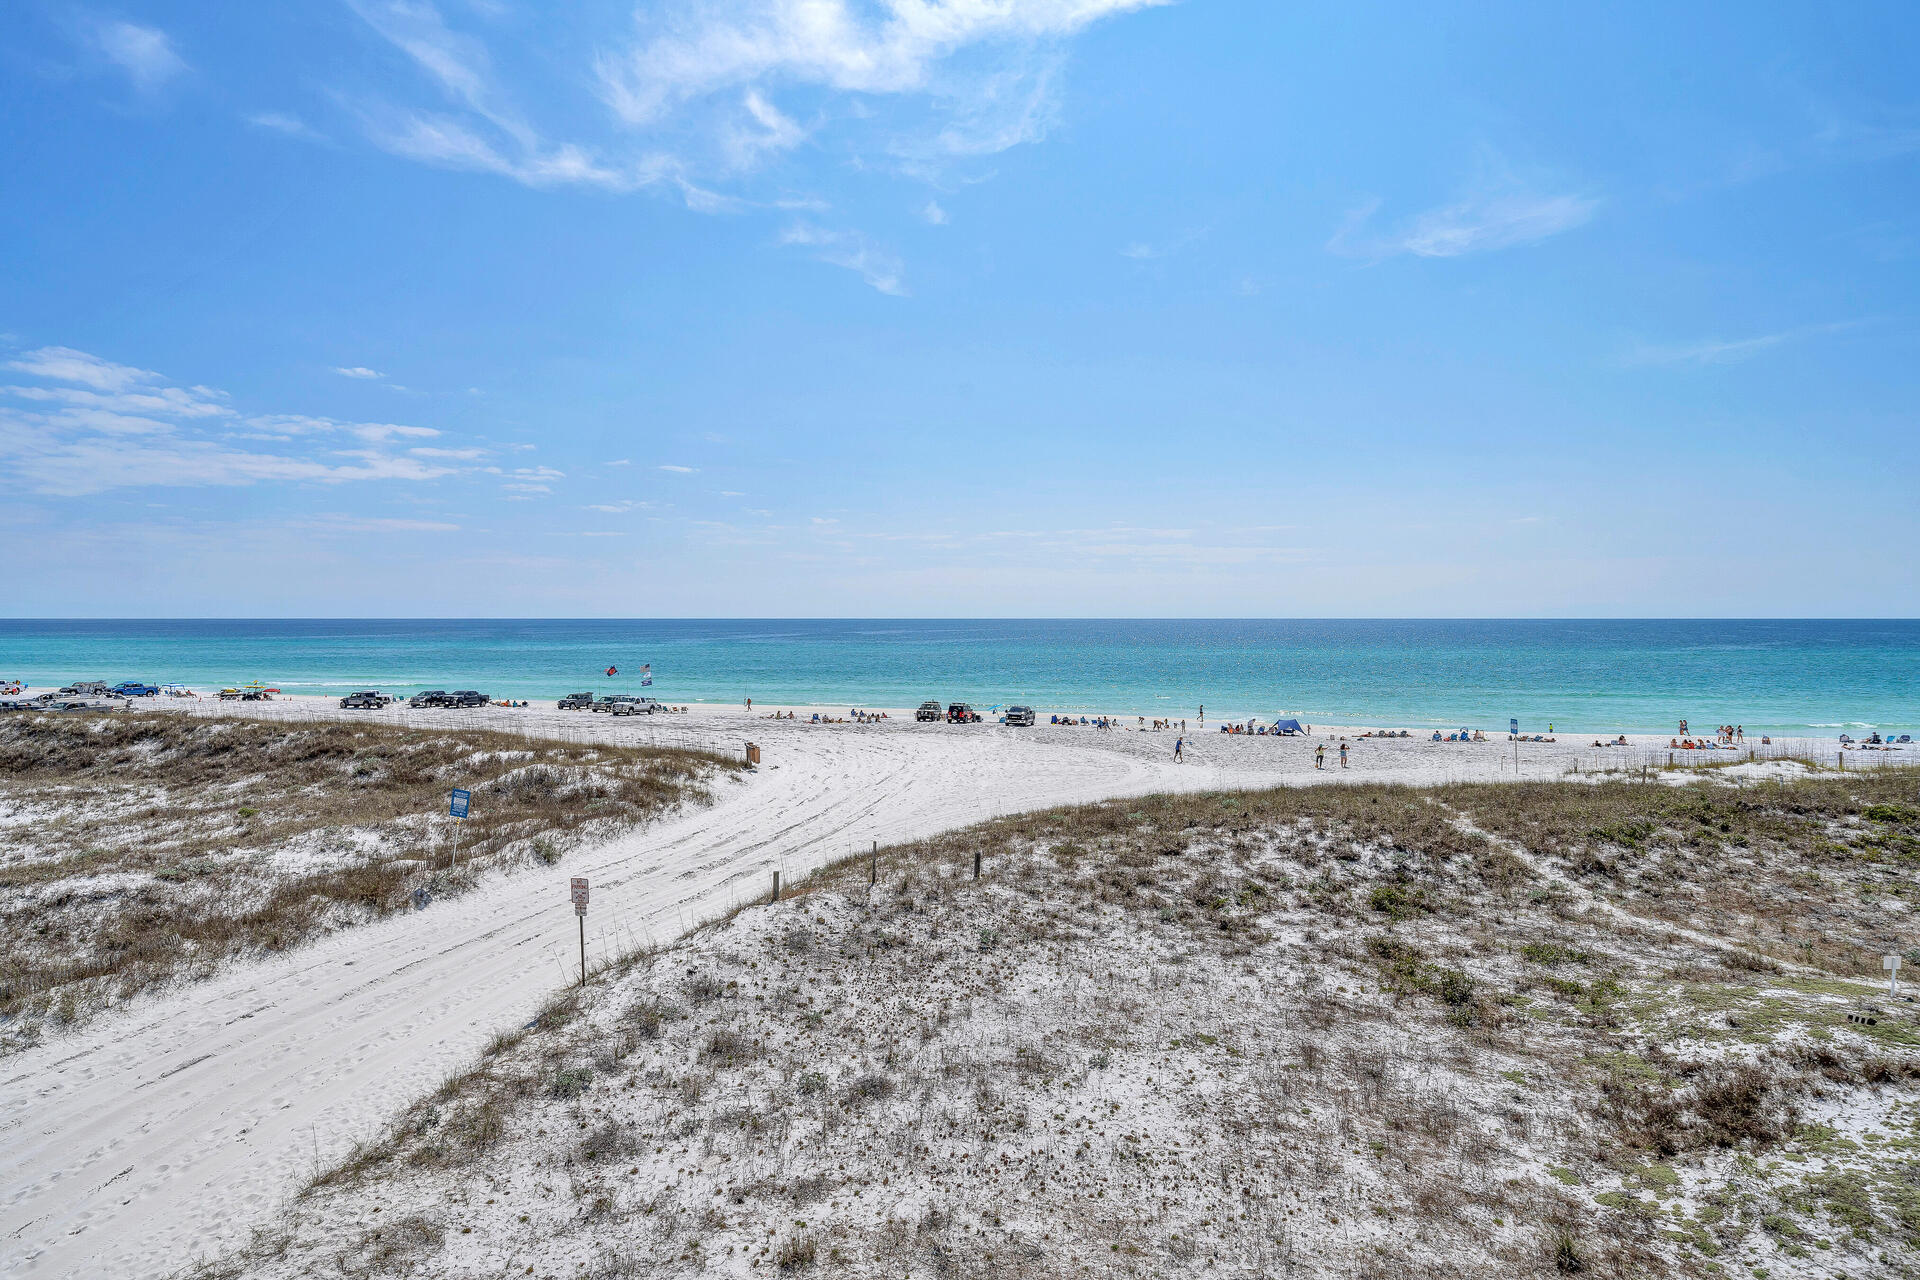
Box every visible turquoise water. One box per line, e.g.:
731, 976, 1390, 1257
1, 619, 1916, 735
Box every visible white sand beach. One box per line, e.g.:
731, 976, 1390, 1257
0, 694, 1902, 1276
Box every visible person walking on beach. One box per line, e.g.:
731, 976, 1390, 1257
1174, 736, 1184, 762
1339, 740, 1349, 768
1314, 742, 1325, 769
746, 697, 752, 712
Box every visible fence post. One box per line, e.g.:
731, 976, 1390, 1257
870, 840, 877, 885
973, 849, 981, 880
771, 870, 780, 903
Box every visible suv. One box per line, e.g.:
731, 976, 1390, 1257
558, 692, 595, 710
448, 690, 488, 708
1004, 705, 1035, 727
409, 690, 450, 708
916, 700, 943, 722
340, 691, 391, 709
947, 703, 981, 724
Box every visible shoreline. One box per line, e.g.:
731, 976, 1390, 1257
46, 690, 1913, 784
10, 684, 1914, 745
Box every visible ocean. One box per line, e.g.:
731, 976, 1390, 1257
1, 619, 1915, 736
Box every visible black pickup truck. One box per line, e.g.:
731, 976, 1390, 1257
409, 690, 450, 708
447, 690, 488, 708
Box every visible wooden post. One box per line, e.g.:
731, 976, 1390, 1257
870, 840, 877, 885
973, 849, 981, 880
578, 914, 586, 988
771, 870, 780, 903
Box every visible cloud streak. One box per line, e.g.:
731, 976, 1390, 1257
1331, 170, 1597, 261
0, 344, 463, 497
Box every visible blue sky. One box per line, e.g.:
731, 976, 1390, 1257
2, 1, 1916, 616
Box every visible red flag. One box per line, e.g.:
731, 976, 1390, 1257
606, 665, 617, 676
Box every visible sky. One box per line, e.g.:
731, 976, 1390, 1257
2, 0, 1917, 617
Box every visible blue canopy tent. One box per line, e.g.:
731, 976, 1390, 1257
1272, 718, 1305, 735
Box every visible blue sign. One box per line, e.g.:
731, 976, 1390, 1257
449, 788, 471, 819
1510, 718, 1519, 737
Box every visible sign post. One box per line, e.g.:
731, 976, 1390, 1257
448, 789, 471, 870
1887, 953, 1903, 999
571, 877, 589, 987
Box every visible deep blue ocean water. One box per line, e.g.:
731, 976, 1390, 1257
1, 619, 1915, 735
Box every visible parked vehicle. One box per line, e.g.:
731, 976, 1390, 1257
608, 697, 664, 717
448, 690, 488, 708
1004, 705, 1035, 727
65, 681, 113, 696
409, 690, 451, 708
558, 692, 595, 710
113, 682, 159, 697
593, 695, 638, 713
916, 700, 944, 722
947, 702, 981, 724
340, 691, 392, 709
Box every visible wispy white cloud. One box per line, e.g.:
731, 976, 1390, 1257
0, 344, 463, 497
1120, 226, 1207, 260
7, 346, 158, 392
310, 515, 461, 534
322, 0, 1159, 204
920, 200, 949, 225
91, 20, 188, 94
246, 111, 327, 143
595, 0, 1160, 126
657, 464, 698, 474
1330, 164, 1597, 260
336, 366, 385, 379
779, 224, 906, 295
1624, 321, 1860, 367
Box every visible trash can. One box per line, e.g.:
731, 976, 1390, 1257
746, 742, 761, 766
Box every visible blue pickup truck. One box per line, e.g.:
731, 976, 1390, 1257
113, 681, 159, 697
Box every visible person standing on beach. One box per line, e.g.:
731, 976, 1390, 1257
1174, 737, 1184, 762
746, 697, 752, 712
1339, 740, 1349, 768
1198, 704, 1204, 726
1315, 742, 1325, 769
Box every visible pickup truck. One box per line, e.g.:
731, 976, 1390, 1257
113, 682, 159, 697
1003, 705, 1036, 727
592, 695, 636, 713
946, 703, 982, 724
340, 691, 391, 709
609, 697, 663, 716
558, 692, 595, 710
916, 700, 943, 722
447, 690, 488, 708
409, 690, 450, 708
60, 682, 113, 697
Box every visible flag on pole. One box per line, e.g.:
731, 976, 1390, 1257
640, 664, 652, 687
606, 665, 617, 677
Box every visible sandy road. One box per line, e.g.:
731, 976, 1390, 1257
0, 718, 1229, 1278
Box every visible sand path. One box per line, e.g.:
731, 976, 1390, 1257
1, 715, 1227, 1278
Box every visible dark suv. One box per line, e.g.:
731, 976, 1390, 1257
947, 703, 981, 724
916, 700, 943, 722
1004, 705, 1035, 727
448, 690, 488, 708
558, 692, 594, 710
